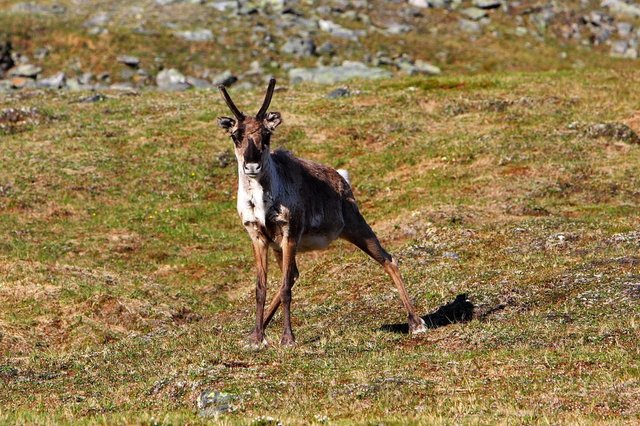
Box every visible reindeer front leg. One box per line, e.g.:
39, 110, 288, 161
279, 236, 298, 345
249, 238, 269, 347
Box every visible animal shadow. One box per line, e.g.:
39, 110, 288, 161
379, 293, 474, 334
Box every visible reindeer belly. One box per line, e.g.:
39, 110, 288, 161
298, 234, 333, 252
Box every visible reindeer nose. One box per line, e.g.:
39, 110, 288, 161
244, 163, 261, 176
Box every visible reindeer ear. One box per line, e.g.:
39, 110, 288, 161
218, 116, 236, 132
264, 112, 282, 132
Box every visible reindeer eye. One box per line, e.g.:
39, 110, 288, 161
231, 131, 242, 146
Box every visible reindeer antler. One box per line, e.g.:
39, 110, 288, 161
256, 78, 276, 119
218, 84, 244, 120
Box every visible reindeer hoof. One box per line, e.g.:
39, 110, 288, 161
244, 332, 268, 350
280, 334, 296, 346
409, 317, 428, 335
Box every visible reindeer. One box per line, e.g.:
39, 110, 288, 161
217, 78, 427, 346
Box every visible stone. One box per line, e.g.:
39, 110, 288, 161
11, 2, 66, 15
601, 0, 640, 19
584, 122, 640, 144
37, 72, 66, 89
289, 61, 392, 84
327, 87, 350, 98
10, 76, 35, 89
617, 22, 633, 38
281, 36, 316, 57
318, 19, 364, 41
207, 1, 237, 12
156, 68, 191, 91
174, 29, 214, 42
77, 93, 107, 103
210, 70, 237, 87
7, 64, 42, 78
610, 40, 629, 56
317, 41, 336, 56
83, 12, 110, 28
459, 19, 481, 33
472, 0, 501, 9
461, 7, 488, 20
400, 59, 441, 75
109, 82, 138, 92
385, 23, 412, 35
197, 390, 238, 418
186, 76, 213, 89
117, 55, 140, 68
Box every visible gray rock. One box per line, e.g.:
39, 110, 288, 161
197, 390, 238, 418
186, 76, 213, 89
11, 2, 66, 15
472, 0, 501, 9
617, 22, 633, 38
385, 23, 413, 35
76, 93, 107, 103
210, 70, 238, 87
117, 55, 140, 68
8, 64, 42, 78
83, 12, 110, 28
109, 82, 137, 92
281, 36, 316, 57
289, 61, 392, 84
156, 68, 191, 91
611, 40, 629, 56
318, 19, 364, 41
459, 19, 482, 33
399, 59, 441, 75
602, 0, 640, 19
581, 122, 640, 144
37, 72, 65, 89
461, 7, 488, 20
207, 1, 237, 11
174, 29, 214, 42
317, 41, 336, 56
327, 87, 350, 98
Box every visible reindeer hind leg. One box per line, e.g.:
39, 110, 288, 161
341, 205, 426, 334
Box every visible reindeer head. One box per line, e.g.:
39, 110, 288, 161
217, 78, 282, 179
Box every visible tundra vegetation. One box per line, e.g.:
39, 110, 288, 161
1, 0, 640, 424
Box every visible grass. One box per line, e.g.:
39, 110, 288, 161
0, 66, 639, 424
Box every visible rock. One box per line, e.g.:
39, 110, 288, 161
408, 0, 429, 7
473, 0, 501, 9
617, 22, 633, 38
0, 41, 15, 76
585, 122, 640, 144
76, 93, 107, 103
289, 61, 392, 84
318, 19, 364, 41
442, 251, 461, 261
385, 23, 413, 35
459, 19, 482, 33
399, 59, 441, 75
210, 70, 238, 87
37, 72, 66, 89
9, 76, 36, 89
461, 7, 488, 20
207, 1, 238, 12
109, 82, 138, 92
117, 55, 140, 68
281, 36, 316, 57
317, 41, 336, 56
84, 12, 110, 28
610, 40, 629, 56
327, 87, 350, 98
11, 2, 66, 15
8, 64, 42, 78
197, 390, 238, 418
186, 76, 213, 89
156, 68, 191, 91
174, 29, 214, 42
601, 0, 640, 19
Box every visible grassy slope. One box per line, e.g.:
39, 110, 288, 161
1, 67, 639, 424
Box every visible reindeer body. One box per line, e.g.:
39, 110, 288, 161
218, 80, 427, 347
238, 149, 349, 254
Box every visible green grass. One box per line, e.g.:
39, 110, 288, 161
1, 68, 639, 424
